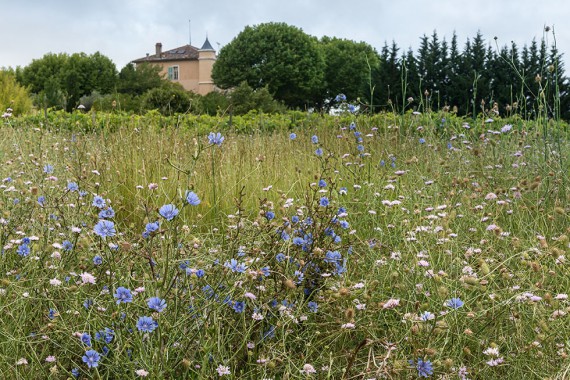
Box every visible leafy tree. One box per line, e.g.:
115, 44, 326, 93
0, 70, 32, 115
229, 82, 286, 115
141, 82, 192, 115
18, 52, 117, 111
319, 37, 380, 108
118, 63, 164, 96
201, 91, 230, 116
212, 22, 324, 108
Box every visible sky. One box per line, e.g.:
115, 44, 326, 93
1, 0, 568, 70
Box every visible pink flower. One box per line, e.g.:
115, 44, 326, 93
45, 356, 56, 363
135, 369, 149, 377
216, 365, 231, 376
301, 363, 317, 374
383, 298, 400, 309
79, 272, 96, 284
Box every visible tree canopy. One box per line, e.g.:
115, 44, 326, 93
212, 22, 325, 109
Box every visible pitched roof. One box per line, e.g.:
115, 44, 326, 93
132, 44, 200, 63
200, 37, 215, 51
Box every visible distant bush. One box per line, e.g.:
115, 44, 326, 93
229, 81, 286, 115
141, 83, 193, 115
0, 70, 32, 115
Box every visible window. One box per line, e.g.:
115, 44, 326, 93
167, 65, 179, 80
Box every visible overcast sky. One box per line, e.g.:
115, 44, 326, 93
1, 0, 567, 70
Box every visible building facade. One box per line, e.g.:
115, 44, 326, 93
132, 38, 216, 95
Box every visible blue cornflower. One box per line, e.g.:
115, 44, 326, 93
136, 316, 158, 332
420, 311, 435, 321
281, 231, 290, 240
101, 346, 109, 356
92, 195, 106, 209
324, 250, 342, 263
159, 204, 179, 221
185, 191, 201, 206
37, 195, 46, 207
224, 258, 247, 273
315, 147, 323, 156
380, 160, 386, 167
339, 220, 349, 229
145, 222, 160, 233
289, 132, 297, 140
291, 215, 299, 223
292, 237, 304, 246
67, 182, 79, 192
419, 138, 426, 144
357, 144, 364, 152
348, 104, 356, 113
260, 266, 271, 276
83, 299, 93, 309
275, 253, 286, 262
447, 142, 453, 149
335, 93, 346, 102
232, 301, 246, 313
307, 301, 318, 313
98, 207, 115, 219
195, 269, 205, 278
311, 135, 319, 144
82, 349, 100, 368
62, 240, 73, 251
446, 297, 464, 309
319, 197, 330, 207
71, 368, 80, 378
148, 297, 167, 312
93, 220, 115, 238
409, 358, 433, 377
81, 332, 92, 347
93, 255, 103, 265
48, 308, 57, 320
114, 287, 133, 304
22, 237, 30, 244
17, 243, 30, 257
318, 179, 327, 188
265, 211, 275, 220
43, 164, 54, 174
208, 132, 224, 146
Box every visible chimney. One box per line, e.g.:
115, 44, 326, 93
155, 43, 162, 57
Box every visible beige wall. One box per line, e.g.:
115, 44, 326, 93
154, 53, 215, 95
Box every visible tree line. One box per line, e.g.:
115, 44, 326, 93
2, 23, 568, 119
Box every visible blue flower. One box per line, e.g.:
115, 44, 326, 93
71, 368, 80, 377
289, 132, 297, 140
48, 308, 57, 320
82, 349, 100, 368
446, 297, 464, 309
98, 207, 115, 219
318, 179, 327, 188
291, 215, 299, 224
409, 358, 433, 377
93, 255, 103, 265
37, 196, 46, 207
92, 195, 106, 209
319, 197, 330, 207
339, 220, 349, 229
62, 240, 73, 251
17, 243, 30, 257
315, 147, 323, 156
307, 301, 318, 313
148, 297, 167, 312
357, 144, 364, 152
232, 300, 246, 313
114, 287, 133, 304
324, 250, 342, 263
224, 258, 247, 273
159, 204, 179, 221
67, 182, 79, 191
335, 93, 346, 102
265, 211, 275, 220
43, 164, 54, 174
208, 132, 224, 146
419, 138, 426, 144
145, 221, 160, 233
81, 332, 92, 347
311, 135, 319, 144
275, 253, 286, 262
83, 299, 93, 309
93, 220, 116, 238
185, 191, 201, 206
136, 316, 158, 333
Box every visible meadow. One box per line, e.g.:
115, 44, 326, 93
0, 110, 568, 379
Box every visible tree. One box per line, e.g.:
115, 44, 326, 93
319, 37, 380, 108
18, 52, 117, 111
118, 63, 164, 95
141, 82, 193, 115
212, 22, 324, 108
0, 70, 32, 115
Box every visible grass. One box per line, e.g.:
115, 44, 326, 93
0, 111, 568, 379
